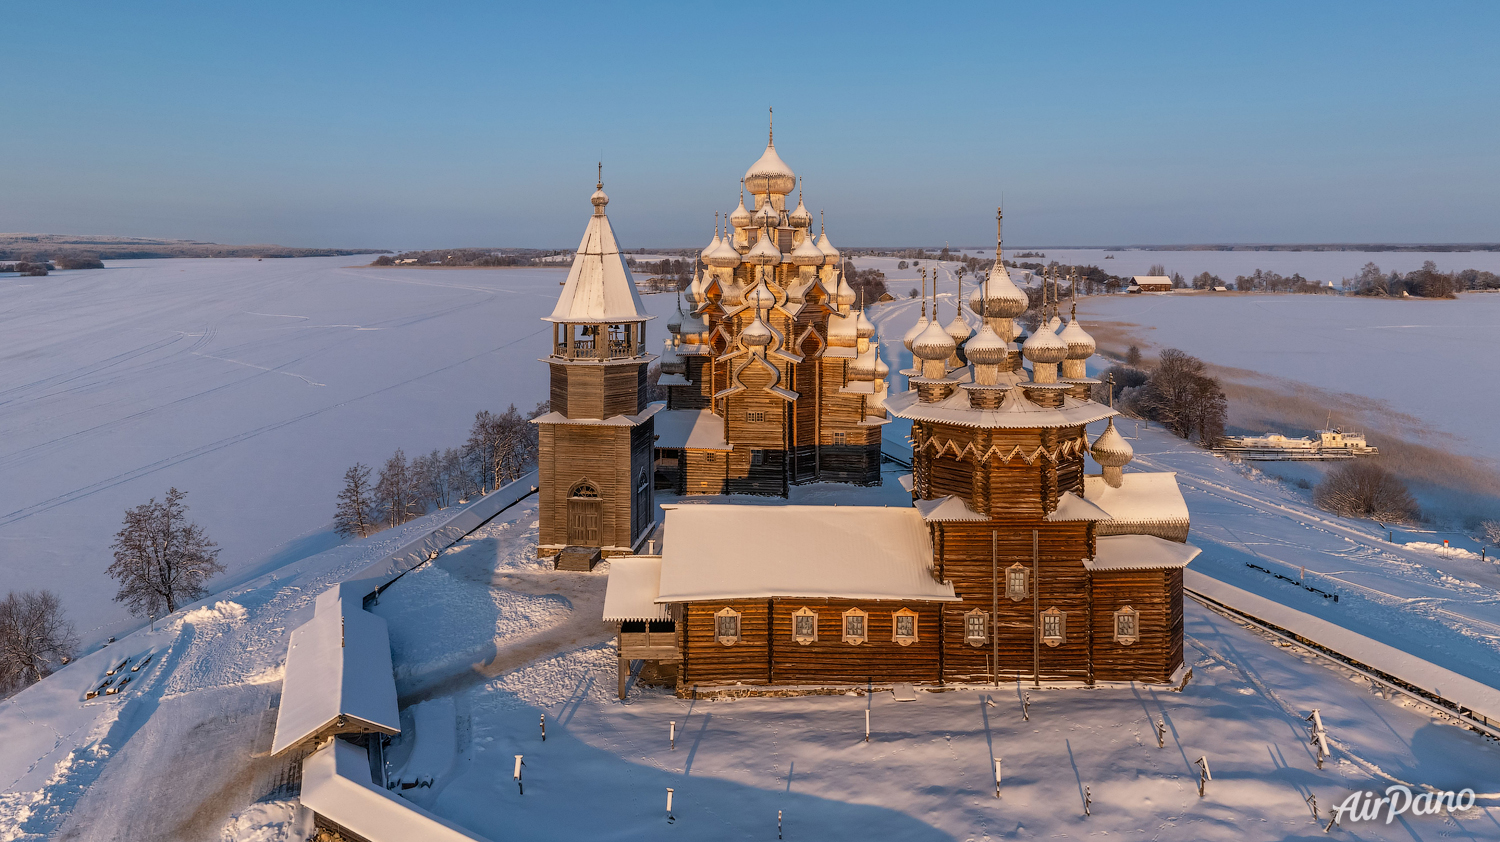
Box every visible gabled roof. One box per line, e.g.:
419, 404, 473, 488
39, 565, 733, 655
1085, 534, 1200, 571
271, 591, 400, 755
1045, 491, 1113, 522
1084, 472, 1189, 525
546, 203, 651, 324
655, 504, 958, 603
603, 556, 672, 622
914, 495, 988, 522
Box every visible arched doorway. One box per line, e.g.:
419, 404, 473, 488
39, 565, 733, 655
568, 482, 601, 545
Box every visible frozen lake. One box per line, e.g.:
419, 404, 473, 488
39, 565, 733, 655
0, 257, 567, 644
1071, 292, 1500, 467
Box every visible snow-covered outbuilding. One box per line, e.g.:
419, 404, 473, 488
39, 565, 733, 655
271, 589, 400, 756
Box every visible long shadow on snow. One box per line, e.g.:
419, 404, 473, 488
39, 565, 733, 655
432, 698, 955, 842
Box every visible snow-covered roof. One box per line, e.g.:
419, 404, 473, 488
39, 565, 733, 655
1085, 534, 1201, 572
744, 142, 796, 195
655, 504, 959, 603
531, 401, 663, 427
650, 406, 731, 451
546, 198, 651, 324
885, 385, 1116, 429
271, 593, 400, 755
1132, 276, 1172, 285
1084, 473, 1189, 525
1045, 491, 1112, 522
914, 495, 988, 522
603, 556, 672, 622
300, 739, 487, 842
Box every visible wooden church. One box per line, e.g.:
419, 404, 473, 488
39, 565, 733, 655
543, 127, 1199, 693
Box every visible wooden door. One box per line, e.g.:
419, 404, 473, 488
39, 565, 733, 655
568, 484, 601, 545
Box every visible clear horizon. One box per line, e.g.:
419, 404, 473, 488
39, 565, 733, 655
2, 1, 1496, 250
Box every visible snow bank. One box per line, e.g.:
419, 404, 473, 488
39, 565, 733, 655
217, 799, 309, 842
1404, 541, 1489, 562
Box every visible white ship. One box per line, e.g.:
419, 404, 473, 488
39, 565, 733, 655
1217, 428, 1378, 461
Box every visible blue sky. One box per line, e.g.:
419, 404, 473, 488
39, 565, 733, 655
2, 1, 1496, 249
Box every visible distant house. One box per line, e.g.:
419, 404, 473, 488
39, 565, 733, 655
1131, 275, 1172, 293
394, 258, 418, 265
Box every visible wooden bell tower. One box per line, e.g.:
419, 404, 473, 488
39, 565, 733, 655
535, 173, 657, 562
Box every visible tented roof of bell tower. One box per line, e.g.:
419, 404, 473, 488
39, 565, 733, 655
546, 187, 652, 324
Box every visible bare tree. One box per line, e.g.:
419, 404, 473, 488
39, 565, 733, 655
334, 463, 375, 538
375, 449, 420, 528
107, 488, 224, 618
1479, 520, 1500, 546
1135, 349, 1227, 445
410, 450, 448, 511
444, 446, 480, 503
0, 590, 78, 694
1314, 462, 1419, 522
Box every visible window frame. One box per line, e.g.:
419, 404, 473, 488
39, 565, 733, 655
841, 608, 867, 645
963, 608, 989, 648
791, 607, 818, 645
745, 410, 766, 423
1113, 606, 1139, 646
832, 431, 847, 445
750, 449, 764, 467
1005, 563, 1030, 602
1040, 607, 1066, 647
892, 608, 919, 646
715, 607, 741, 646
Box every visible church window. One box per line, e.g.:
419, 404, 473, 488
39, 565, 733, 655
842, 608, 867, 645
1005, 564, 1030, 602
715, 608, 741, 646
792, 607, 817, 644
832, 432, 846, 445
751, 449, 764, 467
1113, 606, 1139, 645
1041, 608, 1066, 647
745, 410, 765, 422
892, 608, 918, 645
964, 609, 989, 647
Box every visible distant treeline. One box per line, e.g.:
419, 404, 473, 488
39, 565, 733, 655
1113, 243, 1500, 253
373, 248, 567, 267
0, 234, 384, 262
1345, 261, 1499, 298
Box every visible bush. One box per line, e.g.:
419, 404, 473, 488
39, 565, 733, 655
1313, 461, 1419, 522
